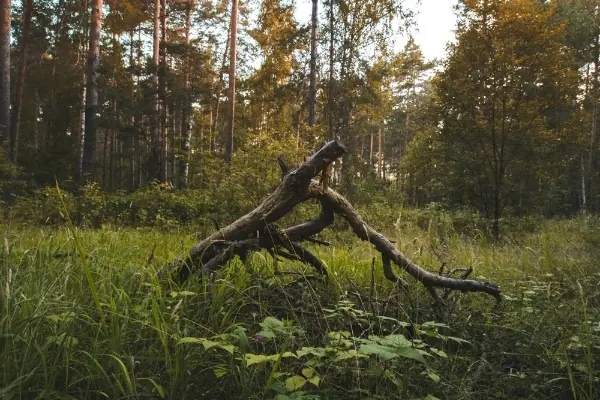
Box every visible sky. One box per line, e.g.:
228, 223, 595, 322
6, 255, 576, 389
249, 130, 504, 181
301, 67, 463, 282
403, 0, 457, 61
294, 0, 458, 63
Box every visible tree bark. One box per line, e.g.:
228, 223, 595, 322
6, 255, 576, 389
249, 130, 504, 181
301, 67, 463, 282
83, 0, 103, 182
0, 0, 11, 149
308, 0, 318, 127
136, 28, 143, 187
327, 0, 334, 140
369, 131, 373, 167
180, 0, 193, 189
76, 0, 88, 185
581, 158, 587, 213
377, 127, 383, 178
211, 24, 231, 149
162, 140, 502, 305
77, 69, 86, 185
33, 90, 39, 155
129, 29, 136, 191
160, 0, 168, 182
9, 0, 33, 163
225, 0, 238, 163
102, 122, 108, 189
150, 0, 161, 181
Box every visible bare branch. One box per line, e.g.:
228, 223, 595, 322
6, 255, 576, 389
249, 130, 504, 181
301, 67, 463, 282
162, 139, 501, 307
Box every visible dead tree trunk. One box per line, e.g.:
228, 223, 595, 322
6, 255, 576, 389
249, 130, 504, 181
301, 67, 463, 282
162, 140, 501, 304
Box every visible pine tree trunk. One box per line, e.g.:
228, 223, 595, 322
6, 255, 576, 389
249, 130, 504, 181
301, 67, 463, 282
308, 0, 318, 128
33, 90, 39, 155
77, 69, 86, 185
171, 103, 178, 185
212, 24, 231, 151
396, 142, 402, 190
199, 112, 204, 189
0, 0, 11, 149
208, 107, 213, 154
225, 0, 238, 163
180, 1, 193, 189
76, 5, 88, 185
160, 0, 168, 182
378, 127, 383, 179
9, 0, 33, 163
109, 120, 115, 190
369, 131, 373, 168
119, 139, 124, 189
151, 0, 161, 181
327, 0, 334, 140
581, 158, 587, 213
110, 92, 117, 190
83, 0, 103, 181
129, 29, 136, 191
137, 28, 143, 187
102, 128, 108, 189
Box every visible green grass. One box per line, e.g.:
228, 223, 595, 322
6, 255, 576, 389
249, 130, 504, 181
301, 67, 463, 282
0, 217, 599, 399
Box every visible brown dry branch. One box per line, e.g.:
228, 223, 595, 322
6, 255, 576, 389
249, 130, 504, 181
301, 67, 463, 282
161, 139, 501, 309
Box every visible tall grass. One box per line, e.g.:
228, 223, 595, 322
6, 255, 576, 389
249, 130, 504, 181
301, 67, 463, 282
0, 215, 598, 399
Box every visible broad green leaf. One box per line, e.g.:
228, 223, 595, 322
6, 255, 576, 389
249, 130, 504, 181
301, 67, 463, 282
333, 349, 368, 362
308, 375, 321, 387
269, 380, 288, 394
427, 370, 441, 383
245, 352, 296, 366
359, 343, 428, 364
359, 343, 398, 360
328, 331, 351, 340
285, 375, 307, 391
245, 353, 269, 366
221, 344, 235, 355
301, 367, 314, 378
297, 347, 326, 359
380, 334, 412, 348
201, 340, 222, 350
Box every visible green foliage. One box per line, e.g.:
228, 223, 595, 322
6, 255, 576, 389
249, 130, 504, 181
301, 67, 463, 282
4, 130, 309, 230
1, 217, 599, 399
402, 0, 582, 235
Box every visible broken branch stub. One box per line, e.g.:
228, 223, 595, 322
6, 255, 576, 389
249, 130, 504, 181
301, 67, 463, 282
165, 139, 501, 304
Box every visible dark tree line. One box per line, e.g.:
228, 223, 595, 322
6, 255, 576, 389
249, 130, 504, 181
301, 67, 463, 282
1, 0, 600, 236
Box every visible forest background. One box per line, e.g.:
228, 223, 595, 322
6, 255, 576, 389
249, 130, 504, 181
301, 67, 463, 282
1, 0, 600, 399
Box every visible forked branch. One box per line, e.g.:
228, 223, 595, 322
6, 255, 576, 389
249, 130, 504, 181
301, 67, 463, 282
163, 139, 501, 305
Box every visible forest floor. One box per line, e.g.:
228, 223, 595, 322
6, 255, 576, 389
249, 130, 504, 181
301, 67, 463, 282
0, 217, 599, 399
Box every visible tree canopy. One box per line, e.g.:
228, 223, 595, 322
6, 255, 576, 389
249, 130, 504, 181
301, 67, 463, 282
1, 0, 600, 237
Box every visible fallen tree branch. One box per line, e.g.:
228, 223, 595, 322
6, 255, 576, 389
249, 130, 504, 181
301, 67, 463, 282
314, 186, 501, 300
162, 139, 501, 307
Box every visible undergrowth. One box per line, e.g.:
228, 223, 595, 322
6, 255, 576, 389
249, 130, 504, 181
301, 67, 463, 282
0, 216, 599, 399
